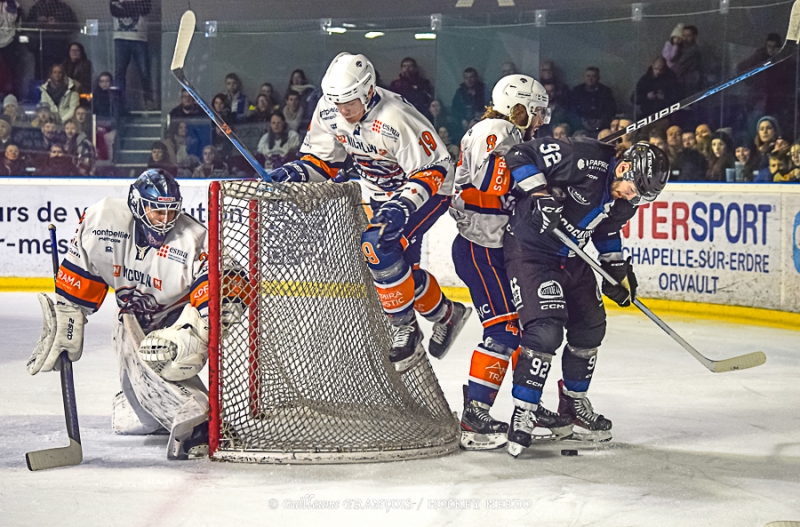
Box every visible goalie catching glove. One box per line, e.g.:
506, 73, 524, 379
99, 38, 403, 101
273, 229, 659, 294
138, 304, 209, 381
28, 294, 86, 375
600, 257, 638, 307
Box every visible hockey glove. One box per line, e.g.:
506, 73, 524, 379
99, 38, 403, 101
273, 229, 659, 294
266, 161, 309, 183
28, 294, 86, 375
139, 304, 209, 382
600, 257, 638, 307
529, 194, 564, 234
370, 198, 414, 248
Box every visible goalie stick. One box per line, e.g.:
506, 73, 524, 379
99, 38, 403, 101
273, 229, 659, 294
25, 224, 82, 471
601, 0, 800, 144
552, 228, 766, 373
171, 10, 272, 181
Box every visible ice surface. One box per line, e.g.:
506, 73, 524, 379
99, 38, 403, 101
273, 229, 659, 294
1, 292, 798, 527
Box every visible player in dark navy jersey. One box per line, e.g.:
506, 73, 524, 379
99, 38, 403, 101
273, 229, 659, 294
501, 138, 669, 456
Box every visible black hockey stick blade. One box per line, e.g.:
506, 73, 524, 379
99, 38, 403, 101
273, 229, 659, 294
25, 355, 83, 471
764, 523, 800, 527
602, 0, 800, 144
171, 11, 271, 181
551, 229, 766, 373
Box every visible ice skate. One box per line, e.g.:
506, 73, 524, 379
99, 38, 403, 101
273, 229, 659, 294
507, 405, 536, 457
460, 388, 509, 451
388, 319, 425, 373
429, 301, 472, 359
558, 380, 612, 442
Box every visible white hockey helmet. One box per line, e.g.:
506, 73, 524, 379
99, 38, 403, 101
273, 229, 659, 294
321, 52, 376, 110
491, 74, 550, 128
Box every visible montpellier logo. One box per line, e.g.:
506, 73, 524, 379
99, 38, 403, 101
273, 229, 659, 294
794, 211, 800, 273
537, 280, 563, 300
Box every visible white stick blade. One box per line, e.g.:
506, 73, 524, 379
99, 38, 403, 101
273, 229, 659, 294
25, 438, 82, 471
711, 351, 766, 373
787, 0, 800, 42
171, 10, 197, 71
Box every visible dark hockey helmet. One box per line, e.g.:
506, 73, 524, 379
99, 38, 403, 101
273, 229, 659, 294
128, 169, 182, 248
620, 142, 670, 204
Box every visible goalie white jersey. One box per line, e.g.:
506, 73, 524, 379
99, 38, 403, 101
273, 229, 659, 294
450, 118, 522, 248
300, 86, 455, 203
56, 198, 209, 333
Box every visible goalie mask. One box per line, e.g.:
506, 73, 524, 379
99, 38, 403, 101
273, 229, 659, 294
128, 169, 182, 248
619, 142, 670, 205
321, 52, 376, 113
491, 74, 550, 129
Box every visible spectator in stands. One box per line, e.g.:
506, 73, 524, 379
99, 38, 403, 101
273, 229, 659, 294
648, 129, 668, 153
259, 83, 281, 113
62, 42, 91, 95
40, 116, 63, 151
164, 119, 200, 166
501, 61, 518, 77
666, 124, 706, 181
756, 150, 794, 182
570, 66, 616, 133
2, 93, 21, 125
92, 72, 120, 120
24, 0, 78, 80
192, 144, 229, 178
428, 99, 455, 139
211, 93, 235, 160
738, 33, 794, 133
0, 115, 11, 150
0, 0, 20, 97
790, 143, 800, 179
695, 123, 712, 161
39, 64, 79, 123
707, 131, 734, 181
224, 73, 250, 119
248, 93, 273, 125
437, 126, 459, 159
282, 92, 303, 133
539, 60, 570, 108
451, 67, 488, 135
63, 118, 95, 175
662, 24, 683, 72
73, 104, 90, 136
542, 82, 568, 134
257, 111, 300, 170
0, 143, 23, 175
553, 123, 570, 141
754, 115, 781, 171
146, 140, 176, 175
682, 131, 696, 150
676, 25, 703, 93
31, 102, 52, 128
286, 69, 314, 125
389, 57, 434, 120
38, 142, 75, 176
633, 56, 682, 119
111, 0, 154, 111
169, 89, 204, 119
735, 140, 757, 182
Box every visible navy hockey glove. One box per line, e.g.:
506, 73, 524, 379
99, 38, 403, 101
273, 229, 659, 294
370, 198, 414, 248
600, 257, 638, 307
530, 194, 563, 234
265, 161, 309, 183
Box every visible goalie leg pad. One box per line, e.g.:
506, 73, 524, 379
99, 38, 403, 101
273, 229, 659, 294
27, 294, 86, 375
139, 304, 209, 382
114, 314, 208, 431
112, 390, 165, 435
167, 393, 210, 460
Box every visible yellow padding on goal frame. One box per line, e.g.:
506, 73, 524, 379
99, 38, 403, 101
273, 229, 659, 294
2, 278, 797, 332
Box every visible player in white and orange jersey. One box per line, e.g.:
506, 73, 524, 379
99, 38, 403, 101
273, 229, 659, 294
266, 52, 471, 370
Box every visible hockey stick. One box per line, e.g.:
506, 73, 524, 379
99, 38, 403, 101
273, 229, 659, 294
602, 0, 800, 144
552, 228, 766, 373
25, 224, 82, 471
764, 523, 800, 527
171, 11, 271, 182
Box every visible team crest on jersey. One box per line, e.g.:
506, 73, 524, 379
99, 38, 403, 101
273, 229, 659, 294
135, 245, 149, 260
568, 186, 590, 205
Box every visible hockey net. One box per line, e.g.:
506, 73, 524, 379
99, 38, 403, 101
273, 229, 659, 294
207, 180, 459, 463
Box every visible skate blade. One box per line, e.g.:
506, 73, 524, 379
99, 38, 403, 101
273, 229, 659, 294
392, 342, 426, 373
460, 430, 508, 451
530, 424, 574, 443
563, 427, 612, 442
507, 441, 526, 458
